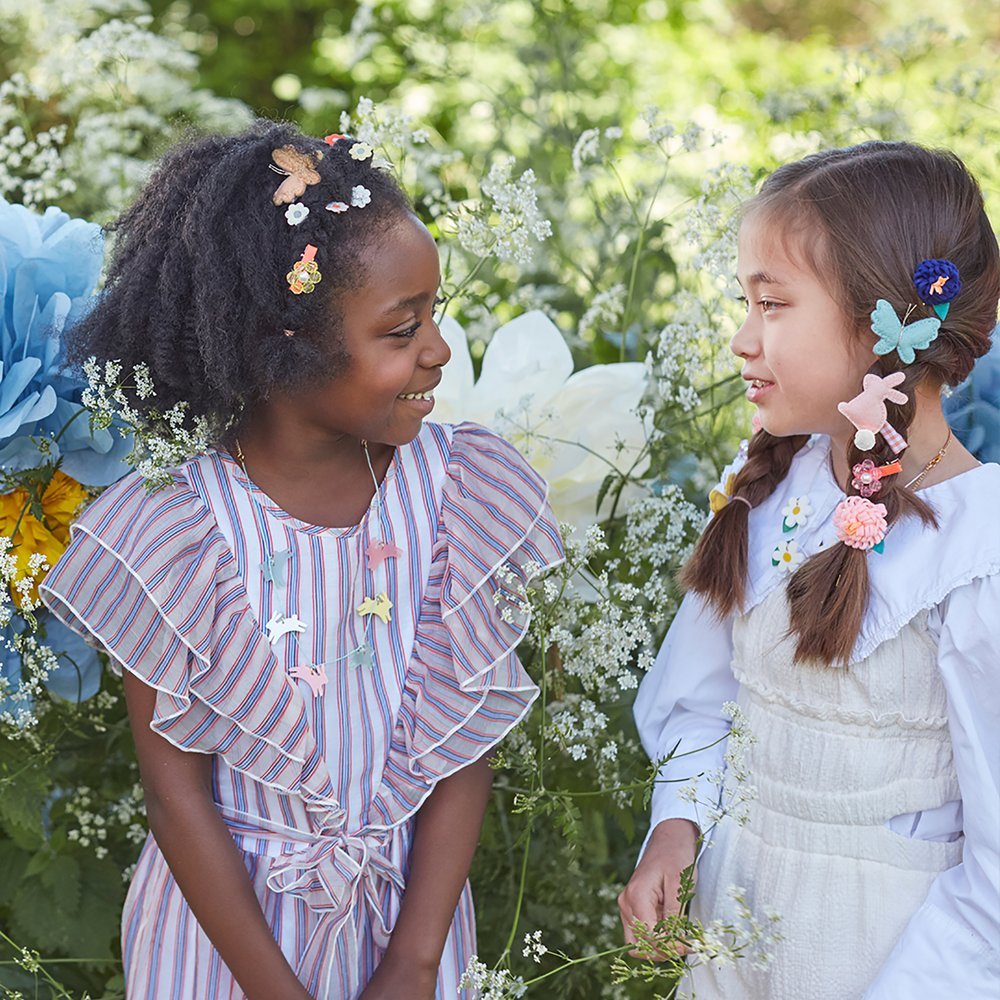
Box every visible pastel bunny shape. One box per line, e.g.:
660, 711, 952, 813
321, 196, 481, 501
837, 372, 908, 451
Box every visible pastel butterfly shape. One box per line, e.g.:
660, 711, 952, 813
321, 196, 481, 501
870, 299, 941, 365
270, 146, 324, 206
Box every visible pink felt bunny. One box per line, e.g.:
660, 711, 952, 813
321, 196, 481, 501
837, 372, 908, 451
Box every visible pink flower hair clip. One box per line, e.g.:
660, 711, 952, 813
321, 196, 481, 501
850, 459, 903, 498
833, 495, 888, 553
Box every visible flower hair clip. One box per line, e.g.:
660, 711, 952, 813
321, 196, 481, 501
913, 258, 961, 320
837, 372, 909, 453
850, 458, 902, 498
834, 496, 888, 553
287, 244, 321, 295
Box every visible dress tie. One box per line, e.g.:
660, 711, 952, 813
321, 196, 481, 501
222, 807, 407, 997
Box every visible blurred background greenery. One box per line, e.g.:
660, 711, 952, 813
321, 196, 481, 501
1, 1, 998, 996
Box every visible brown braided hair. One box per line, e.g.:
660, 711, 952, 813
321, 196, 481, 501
682, 142, 1000, 665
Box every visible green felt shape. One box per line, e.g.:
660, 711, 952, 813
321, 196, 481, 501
933, 302, 950, 320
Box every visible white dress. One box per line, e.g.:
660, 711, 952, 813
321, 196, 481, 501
634, 434, 1000, 998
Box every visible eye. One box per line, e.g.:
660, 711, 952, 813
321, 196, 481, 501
735, 294, 748, 311
758, 299, 780, 313
392, 321, 421, 339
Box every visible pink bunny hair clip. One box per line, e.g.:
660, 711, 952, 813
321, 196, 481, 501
837, 372, 909, 454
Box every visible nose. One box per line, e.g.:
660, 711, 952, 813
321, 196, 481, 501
730, 313, 759, 360
422, 318, 451, 370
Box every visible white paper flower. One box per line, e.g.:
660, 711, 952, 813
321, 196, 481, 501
781, 495, 812, 530
434, 311, 650, 531
350, 185, 371, 208
349, 142, 373, 161
284, 202, 309, 225
771, 539, 805, 573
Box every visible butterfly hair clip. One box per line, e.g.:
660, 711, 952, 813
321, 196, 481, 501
913, 259, 962, 320
870, 299, 941, 365
270, 145, 324, 206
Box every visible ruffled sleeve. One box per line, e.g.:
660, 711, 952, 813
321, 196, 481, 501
368, 422, 565, 826
38, 470, 339, 815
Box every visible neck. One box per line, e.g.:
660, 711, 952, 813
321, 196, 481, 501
829, 383, 956, 488
230, 404, 391, 481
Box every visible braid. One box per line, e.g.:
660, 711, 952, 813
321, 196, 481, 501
681, 430, 809, 617
787, 356, 936, 664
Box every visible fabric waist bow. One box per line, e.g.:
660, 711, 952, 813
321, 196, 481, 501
221, 807, 407, 997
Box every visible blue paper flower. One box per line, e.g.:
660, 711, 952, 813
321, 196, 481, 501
1, 612, 103, 718
944, 325, 1000, 463
913, 258, 962, 306
0, 196, 133, 485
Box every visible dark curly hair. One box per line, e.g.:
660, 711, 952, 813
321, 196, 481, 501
65, 119, 414, 443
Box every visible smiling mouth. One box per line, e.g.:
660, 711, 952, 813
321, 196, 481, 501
398, 390, 434, 401
750, 379, 772, 389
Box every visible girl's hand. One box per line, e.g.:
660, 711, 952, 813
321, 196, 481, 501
358, 957, 437, 1000
618, 818, 699, 960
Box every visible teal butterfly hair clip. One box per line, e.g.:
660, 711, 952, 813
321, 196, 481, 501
869, 299, 941, 365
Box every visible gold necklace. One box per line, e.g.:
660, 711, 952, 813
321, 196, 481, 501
903, 430, 952, 491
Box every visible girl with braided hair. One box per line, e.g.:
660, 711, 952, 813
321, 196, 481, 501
39, 121, 563, 999
620, 142, 1000, 998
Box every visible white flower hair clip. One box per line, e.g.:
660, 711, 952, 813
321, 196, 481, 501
351, 185, 372, 208
284, 203, 309, 226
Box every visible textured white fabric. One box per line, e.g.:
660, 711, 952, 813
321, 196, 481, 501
635, 435, 1000, 997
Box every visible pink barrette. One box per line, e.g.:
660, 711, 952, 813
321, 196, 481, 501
850, 459, 903, 498
837, 372, 908, 453
833, 495, 888, 551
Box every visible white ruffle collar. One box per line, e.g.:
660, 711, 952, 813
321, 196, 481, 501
736, 435, 1000, 663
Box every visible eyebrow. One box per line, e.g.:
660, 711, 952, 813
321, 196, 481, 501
744, 271, 785, 288
381, 290, 434, 316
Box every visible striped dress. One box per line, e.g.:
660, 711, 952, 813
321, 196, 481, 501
40, 421, 564, 999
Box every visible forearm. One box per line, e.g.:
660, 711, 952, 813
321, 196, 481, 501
383, 756, 494, 973
146, 793, 311, 1000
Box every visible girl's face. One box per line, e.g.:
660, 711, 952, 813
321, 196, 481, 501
731, 214, 874, 439
304, 212, 450, 447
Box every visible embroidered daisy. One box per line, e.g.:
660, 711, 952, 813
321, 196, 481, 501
351, 185, 371, 208
325, 200, 349, 214
781, 496, 812, 532
284, 202, 309, 226
771, 539, 805, 572
349, 141, 373, 161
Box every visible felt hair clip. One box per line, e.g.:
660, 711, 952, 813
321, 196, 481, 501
833, 496, 888, 553
837, 372, 908, 453
851, 459, 902, 498
270, 146, 323, 206
287, 244, 321, 295
913, 258, 961, 319
870, 300, 940, 365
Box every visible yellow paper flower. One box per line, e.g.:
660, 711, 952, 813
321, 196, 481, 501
0, 470, 88, 607
709, 473, 737, 515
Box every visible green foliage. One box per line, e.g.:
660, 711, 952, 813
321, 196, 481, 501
2, 1, 999, 997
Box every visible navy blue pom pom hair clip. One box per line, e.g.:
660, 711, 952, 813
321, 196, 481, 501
913, 258, 962, 319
